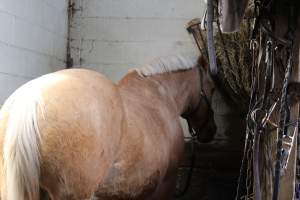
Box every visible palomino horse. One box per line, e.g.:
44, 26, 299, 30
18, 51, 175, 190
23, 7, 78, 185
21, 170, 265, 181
0, 54, 215, 200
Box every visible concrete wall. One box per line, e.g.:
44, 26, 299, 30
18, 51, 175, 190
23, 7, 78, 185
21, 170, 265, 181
71, 0, 205, 81
0, 0, 68, 104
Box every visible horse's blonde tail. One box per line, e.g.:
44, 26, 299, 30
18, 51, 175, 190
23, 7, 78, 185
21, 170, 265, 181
2, 81, 44, 200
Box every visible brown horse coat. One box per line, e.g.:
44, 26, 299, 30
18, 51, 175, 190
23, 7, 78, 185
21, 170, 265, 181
0, 55, 213, 200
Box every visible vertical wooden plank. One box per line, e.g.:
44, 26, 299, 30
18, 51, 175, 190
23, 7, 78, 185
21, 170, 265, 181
279, 32, 300, 200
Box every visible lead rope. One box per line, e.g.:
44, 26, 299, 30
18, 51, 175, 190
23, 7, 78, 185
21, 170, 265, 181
174, 135, 197, 198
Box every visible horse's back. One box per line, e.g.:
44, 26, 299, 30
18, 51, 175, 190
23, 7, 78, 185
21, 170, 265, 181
0, 69, 125, 199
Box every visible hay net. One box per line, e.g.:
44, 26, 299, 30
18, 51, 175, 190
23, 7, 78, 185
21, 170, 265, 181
191, 3, 255, 112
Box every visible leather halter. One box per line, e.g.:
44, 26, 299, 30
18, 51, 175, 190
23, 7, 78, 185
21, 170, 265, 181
184, 95, 211, 137
175, 65, 214, 198
182, 65, 213, 137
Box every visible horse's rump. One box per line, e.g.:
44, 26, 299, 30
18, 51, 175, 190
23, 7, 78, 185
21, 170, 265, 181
0, 69, 125, 199
0, 54, 201, 199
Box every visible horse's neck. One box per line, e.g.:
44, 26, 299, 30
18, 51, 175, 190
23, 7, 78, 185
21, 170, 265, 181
118, 68, 200, 115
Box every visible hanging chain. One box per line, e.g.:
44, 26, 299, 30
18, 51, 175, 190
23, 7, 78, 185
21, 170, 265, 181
235, 0, 299, 198
246, 132, 254, 199
273, 47, 294, 200
188, 0, 298, 199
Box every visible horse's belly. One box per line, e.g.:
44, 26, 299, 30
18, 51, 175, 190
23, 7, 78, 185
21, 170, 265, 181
93, 126, 184, 200
95, 167, 160, 199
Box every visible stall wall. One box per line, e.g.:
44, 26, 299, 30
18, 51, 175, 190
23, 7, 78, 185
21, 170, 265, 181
71, 0, 205, 81
0, 0, 68, 104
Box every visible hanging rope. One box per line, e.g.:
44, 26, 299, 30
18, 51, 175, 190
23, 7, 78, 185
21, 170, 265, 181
206, 0, 218, 76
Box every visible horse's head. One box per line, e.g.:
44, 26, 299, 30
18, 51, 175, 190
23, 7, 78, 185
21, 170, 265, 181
182, 57, 216, 142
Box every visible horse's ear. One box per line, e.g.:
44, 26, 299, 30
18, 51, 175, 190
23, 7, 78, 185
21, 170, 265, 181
198, 56, 209, 72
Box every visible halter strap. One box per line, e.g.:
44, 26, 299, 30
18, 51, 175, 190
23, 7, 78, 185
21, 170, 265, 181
183, 94, 211, 137
182, 64, 213, 137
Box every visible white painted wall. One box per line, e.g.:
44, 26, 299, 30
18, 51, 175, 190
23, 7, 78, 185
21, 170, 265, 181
71, 0, 205, 81
0, 0, 68, 104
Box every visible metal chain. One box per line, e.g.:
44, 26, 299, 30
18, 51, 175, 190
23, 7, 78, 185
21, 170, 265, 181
273, 47, 293, 200
246, 134, 254, 199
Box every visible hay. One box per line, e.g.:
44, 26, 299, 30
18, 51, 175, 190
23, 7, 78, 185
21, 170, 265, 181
190, 2, 255, 111
215, 21, 252, 111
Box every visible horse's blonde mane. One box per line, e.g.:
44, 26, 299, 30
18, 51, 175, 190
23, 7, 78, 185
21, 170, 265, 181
135, 54, 198, 77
